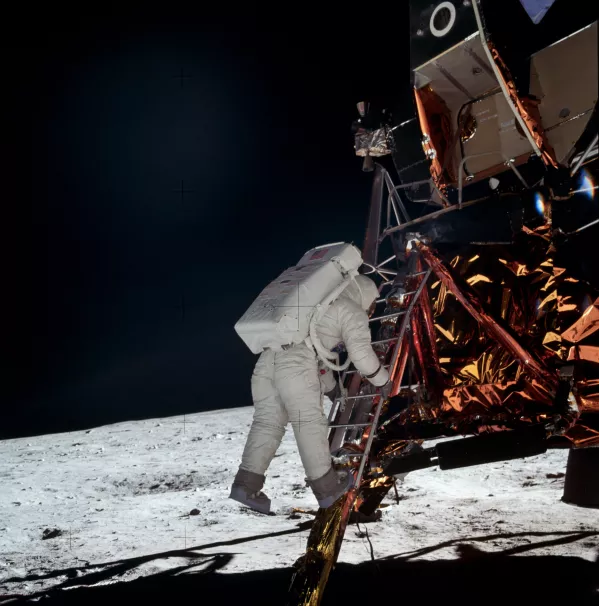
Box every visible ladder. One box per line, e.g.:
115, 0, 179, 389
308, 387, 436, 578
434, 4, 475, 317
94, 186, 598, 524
327, 266, 432, 491
288, 165, 437, 606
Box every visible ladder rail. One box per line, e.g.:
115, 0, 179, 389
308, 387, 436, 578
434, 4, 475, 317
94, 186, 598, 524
289, 166, 436, 604
353, 268, 432, 488
329, 269, 432, 452
386, 268, 432, 397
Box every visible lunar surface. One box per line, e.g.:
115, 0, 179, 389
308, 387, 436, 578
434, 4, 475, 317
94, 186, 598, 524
1, 405, 597, 602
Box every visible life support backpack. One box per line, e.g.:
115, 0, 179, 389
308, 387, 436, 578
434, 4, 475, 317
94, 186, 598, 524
234, 242, 363, 370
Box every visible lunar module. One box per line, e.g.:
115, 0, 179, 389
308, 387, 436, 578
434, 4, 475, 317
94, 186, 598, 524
288, 1, 598, 604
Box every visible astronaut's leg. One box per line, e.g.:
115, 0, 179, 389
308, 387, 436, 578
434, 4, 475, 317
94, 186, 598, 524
275, 346, 330, 480
275, 345, 353, 508
231, 350, 288, 514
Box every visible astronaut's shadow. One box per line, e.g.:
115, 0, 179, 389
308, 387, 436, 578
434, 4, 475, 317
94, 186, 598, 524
2, 531, 597, 606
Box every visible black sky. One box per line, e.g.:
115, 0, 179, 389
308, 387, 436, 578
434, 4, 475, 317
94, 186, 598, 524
1, 7, 411, 438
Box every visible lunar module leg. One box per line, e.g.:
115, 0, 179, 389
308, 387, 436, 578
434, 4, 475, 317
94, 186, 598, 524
286, 165, 440, 606
286, 159, 598, 605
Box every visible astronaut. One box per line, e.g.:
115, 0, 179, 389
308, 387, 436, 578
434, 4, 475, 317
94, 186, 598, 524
229, 274, 390, 514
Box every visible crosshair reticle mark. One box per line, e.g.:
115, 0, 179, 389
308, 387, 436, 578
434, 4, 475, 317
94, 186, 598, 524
172, 68, 193, 88
267, 281, 314, 333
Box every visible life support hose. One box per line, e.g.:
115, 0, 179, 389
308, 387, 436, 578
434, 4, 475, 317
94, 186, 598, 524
306, 270, 360, 372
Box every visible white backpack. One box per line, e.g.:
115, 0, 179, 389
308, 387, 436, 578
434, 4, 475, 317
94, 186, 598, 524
234, 243, 363, 367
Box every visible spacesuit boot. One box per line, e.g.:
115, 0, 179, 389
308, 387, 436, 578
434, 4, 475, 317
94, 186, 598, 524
307, 467, 354, 509
229, 468, 271, 514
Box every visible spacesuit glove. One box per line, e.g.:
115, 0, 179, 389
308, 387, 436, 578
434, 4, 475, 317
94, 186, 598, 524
377, 379, 392, 401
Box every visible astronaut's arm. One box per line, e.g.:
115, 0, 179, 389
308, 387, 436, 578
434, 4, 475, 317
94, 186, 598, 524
339, 306, 389, 387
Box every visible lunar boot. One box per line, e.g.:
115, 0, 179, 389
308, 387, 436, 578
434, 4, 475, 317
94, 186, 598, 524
307, 467, 354, 509
229, 468, 271, 514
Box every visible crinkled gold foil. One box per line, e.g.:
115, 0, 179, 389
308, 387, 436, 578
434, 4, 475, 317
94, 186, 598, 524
288, 489, 355, 606
377, 223, 598, 441
290, 222, 599, 606
562, 298, 599, 343
576, 396, 599, 413
567, 345, 599, 363
564, 423, 599, 447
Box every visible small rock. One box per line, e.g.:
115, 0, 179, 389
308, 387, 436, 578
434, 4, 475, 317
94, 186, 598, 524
189, 508, 200, 516
546, 472, 565, 479
42, 528, 64, 540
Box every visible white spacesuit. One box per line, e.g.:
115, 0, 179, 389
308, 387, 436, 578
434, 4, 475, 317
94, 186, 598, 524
230, 275, 389, 513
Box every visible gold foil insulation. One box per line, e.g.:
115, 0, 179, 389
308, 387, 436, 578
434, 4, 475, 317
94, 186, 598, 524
378, 223, 598, 446
289, 219, 599, 606
288, 488, 357, 606
413, 85, 456, 197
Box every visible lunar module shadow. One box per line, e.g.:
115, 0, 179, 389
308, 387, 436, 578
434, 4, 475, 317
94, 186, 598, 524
2, 530, 597, 606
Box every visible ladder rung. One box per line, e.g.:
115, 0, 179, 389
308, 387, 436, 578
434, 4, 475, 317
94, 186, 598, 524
329, 422, 373, 429
375, 290, 418, 305
336, 393, 380, 401
369, 311, 407, 323
371, 337, 399, 345
345, 364, 390, 376
398, 383, 422, 391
